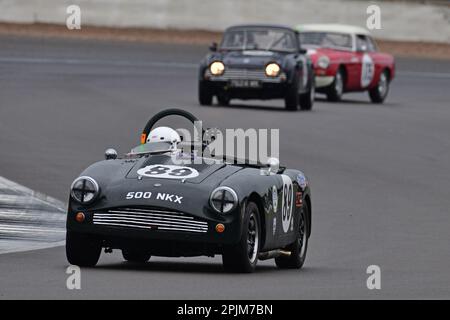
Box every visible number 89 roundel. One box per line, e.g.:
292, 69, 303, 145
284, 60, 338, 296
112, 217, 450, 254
281, 175, 294, 233
137, 164, 199, 180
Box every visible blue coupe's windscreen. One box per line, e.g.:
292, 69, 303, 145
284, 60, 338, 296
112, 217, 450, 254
221, 28, 296, 52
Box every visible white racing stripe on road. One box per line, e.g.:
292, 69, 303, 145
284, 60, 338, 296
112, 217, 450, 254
0, 176, 66, 254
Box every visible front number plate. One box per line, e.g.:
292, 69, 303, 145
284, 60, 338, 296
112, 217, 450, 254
230, 79, 261, 88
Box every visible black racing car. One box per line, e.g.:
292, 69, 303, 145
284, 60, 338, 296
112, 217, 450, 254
66, 109, 312, 272
198, 24, 315, 110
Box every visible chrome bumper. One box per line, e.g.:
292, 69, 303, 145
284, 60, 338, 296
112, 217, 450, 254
315, 75, 334, 88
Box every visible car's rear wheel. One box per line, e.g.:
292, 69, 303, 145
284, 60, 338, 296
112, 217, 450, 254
369, 70, 389, 103
275, 201, 309, 269
122, 249, 151, 263
222, 202, 261, 273
285, 75, 299, 110
326, 68, 344, 102
66, 231, 102, 267
199, 81, 213, 106
299, 79, 315, 111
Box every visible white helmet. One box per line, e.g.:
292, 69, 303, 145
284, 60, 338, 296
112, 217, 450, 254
146, 126, 181, 151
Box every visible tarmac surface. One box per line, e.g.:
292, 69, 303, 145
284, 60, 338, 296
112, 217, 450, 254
0, 36, 449, 299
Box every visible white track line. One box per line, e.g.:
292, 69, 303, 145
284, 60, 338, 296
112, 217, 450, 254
0, 176, 66, 254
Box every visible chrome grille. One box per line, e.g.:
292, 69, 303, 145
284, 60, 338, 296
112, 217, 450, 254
93, 207, 208, 233
205, 68, 284, 83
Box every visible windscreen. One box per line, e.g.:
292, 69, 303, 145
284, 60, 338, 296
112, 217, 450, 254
129, 141, 173, 156
221, 28, 297, 52
299, 32, 353, 50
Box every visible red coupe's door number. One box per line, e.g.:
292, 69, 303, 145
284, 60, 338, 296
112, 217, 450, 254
136, 164, 199, 180
361, 53, 375, 88
281, 175, 294, 233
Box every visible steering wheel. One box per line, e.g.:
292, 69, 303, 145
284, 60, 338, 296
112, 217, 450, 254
141, 108, 200, 144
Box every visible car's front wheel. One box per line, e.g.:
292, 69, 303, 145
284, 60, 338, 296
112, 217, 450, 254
222, 202, 261, 273
66, 231, 102, 267
326, 68, 344, 102
369, 70, 390, 103
198, 81, 213, 106
217, 93, 230, 106
299, 79, 315, 111
275, 200, 309, 269
122, 249, 151, 263
285, 75, 299, 110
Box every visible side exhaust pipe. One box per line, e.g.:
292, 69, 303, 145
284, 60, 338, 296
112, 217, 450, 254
258, 249, 291, 260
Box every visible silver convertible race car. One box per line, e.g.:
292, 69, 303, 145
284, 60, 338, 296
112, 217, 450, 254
66, 109, 312, 272
198, 24, 315, 111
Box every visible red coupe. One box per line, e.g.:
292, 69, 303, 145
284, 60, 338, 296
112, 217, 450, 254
296, 24, 395, 103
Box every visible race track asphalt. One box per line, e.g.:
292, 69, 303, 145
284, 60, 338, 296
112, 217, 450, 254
0, 36, 449, 299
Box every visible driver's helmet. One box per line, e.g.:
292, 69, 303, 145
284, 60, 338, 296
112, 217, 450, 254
146, 126, 181, 151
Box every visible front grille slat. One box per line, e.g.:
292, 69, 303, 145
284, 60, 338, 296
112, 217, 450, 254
108, 210, 195, 220
93, 219, 208, 232
205, 68, 283, 83
92, 207, 208, 233
93, 215, 208, 228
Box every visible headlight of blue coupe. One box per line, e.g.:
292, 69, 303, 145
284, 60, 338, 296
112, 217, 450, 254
70, 176, 99, 204
209, 61, 225, 75
265, 63, 281, 77
210, 186, 238, 214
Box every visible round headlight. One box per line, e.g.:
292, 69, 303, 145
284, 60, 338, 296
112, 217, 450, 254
317, 55, 330, 69
265, 63, 281, 77
210, 61, 225, 75
210, 186, 238, 214
70, 176, 99, 204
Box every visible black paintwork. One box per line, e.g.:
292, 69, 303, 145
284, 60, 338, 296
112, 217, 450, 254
67, 110, 312, 257
199, 24, 314, 100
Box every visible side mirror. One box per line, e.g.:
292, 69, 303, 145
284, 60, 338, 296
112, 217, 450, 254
263, 157, 280, 175
209, 42, 218, 52
105, 148, 118, 160
299, 48, 307, 54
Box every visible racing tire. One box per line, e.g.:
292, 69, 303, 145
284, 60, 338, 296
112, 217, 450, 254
275, 201, 309, 269
217, 94, 230, 106
122, 249, 151, 263
369, 70, 390, 104
198, 81, 213, 106
66, 231, 102, 267
299, 79, 315, 111
326, 68, 344, 102
222, 202, 261, 273
284, 75, 299, 111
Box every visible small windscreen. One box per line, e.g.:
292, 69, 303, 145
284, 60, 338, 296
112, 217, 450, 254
129, 142, 172, 156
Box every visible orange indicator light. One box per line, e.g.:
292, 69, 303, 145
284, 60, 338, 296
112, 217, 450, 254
215, 223, 225, 233
75, 212, 85, 223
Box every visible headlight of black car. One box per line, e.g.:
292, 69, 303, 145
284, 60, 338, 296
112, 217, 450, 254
209, 61, 225, 76
70, 176, 99, 204
265, 63, 281, 77
210, 186, 238, 214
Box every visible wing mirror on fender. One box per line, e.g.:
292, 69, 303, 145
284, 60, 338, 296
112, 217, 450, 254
209, 42, 218, 52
